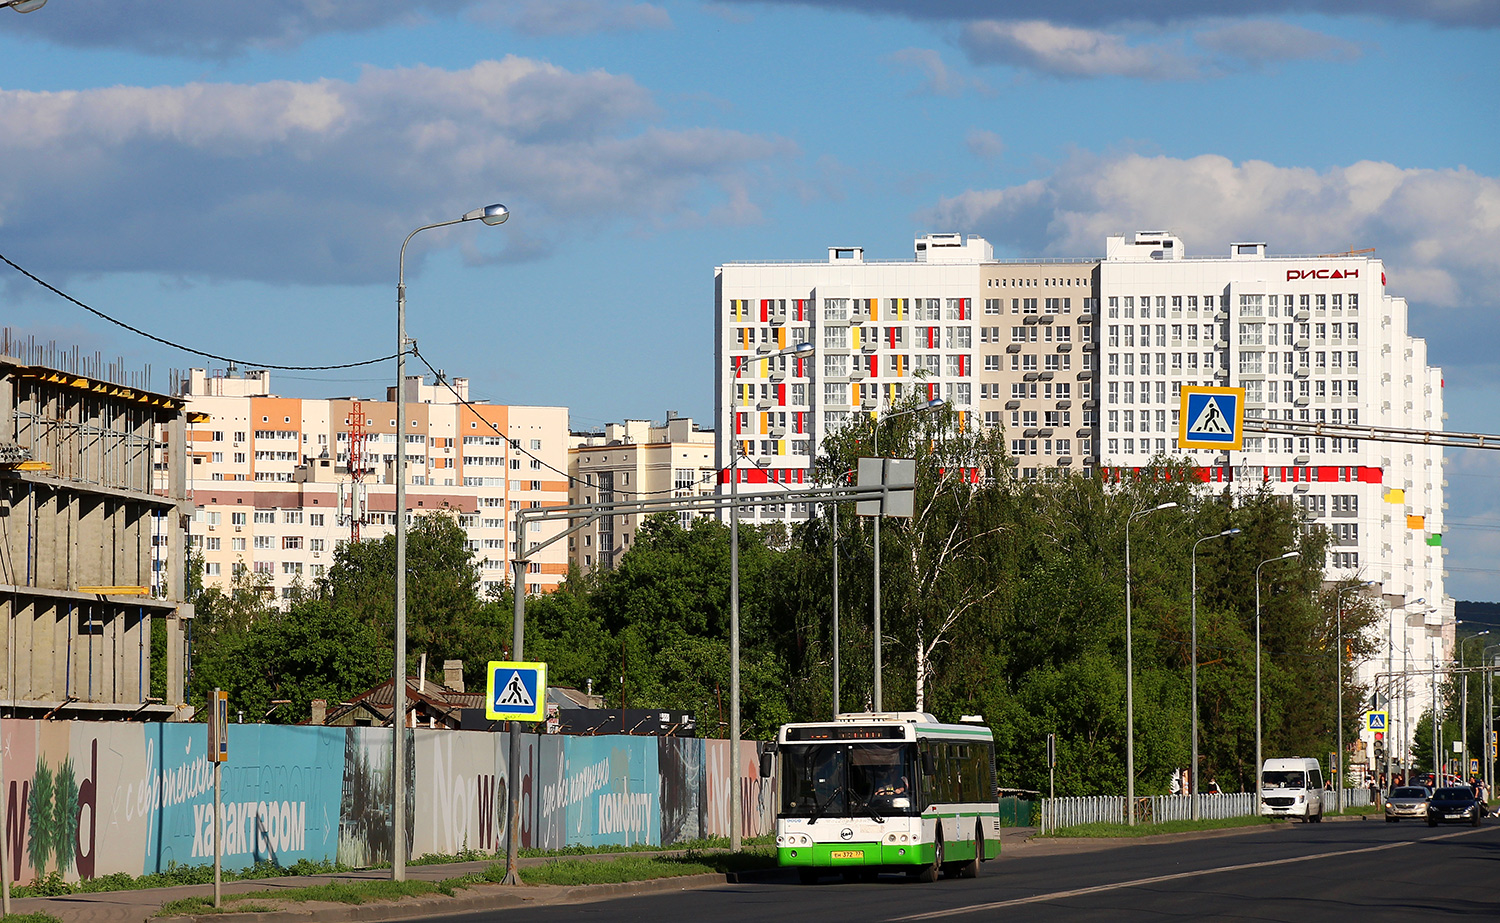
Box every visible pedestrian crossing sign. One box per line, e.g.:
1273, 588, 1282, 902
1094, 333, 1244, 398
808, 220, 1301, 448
1178, 386, 1245, 450
1366, 710, 1388, 733
486, 660, 547, 722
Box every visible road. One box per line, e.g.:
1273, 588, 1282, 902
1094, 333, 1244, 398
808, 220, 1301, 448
434, 820, 1500, 923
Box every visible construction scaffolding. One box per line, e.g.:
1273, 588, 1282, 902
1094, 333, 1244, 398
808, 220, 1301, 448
0, 346, 192, 720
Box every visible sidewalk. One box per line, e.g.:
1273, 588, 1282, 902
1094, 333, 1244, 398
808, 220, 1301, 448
7, 850, 736, 923
6, 820, 1344, 923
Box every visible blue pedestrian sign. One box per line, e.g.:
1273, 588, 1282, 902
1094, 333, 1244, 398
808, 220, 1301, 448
1366, 710, 1388, 733
486, 660, 547, 722
1178, 386, 1245, 450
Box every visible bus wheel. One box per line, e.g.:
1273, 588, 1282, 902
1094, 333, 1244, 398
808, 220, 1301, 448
958, 824, 982, 879
798, 868, 820, 885
916, 832, 942, 883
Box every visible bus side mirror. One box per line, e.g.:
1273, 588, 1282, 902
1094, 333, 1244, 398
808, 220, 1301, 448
922, 751, 935, 775
760, 752, 774, 777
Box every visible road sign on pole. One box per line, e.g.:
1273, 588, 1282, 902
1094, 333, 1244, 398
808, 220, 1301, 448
486, 661, 547, 722
1366, 711, 1388, 733
1178, 386, 1245, 450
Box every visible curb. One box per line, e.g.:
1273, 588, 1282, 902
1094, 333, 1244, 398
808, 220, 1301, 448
158, 873, 734, 923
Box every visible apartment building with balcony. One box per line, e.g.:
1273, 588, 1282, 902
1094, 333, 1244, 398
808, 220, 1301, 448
173, 368, 570, 600
1095, 231, 1448, 766
568, 413, 716, 571
715, 233, 1100, 524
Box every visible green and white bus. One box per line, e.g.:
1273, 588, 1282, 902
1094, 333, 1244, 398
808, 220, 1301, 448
771, 712, 1000, 883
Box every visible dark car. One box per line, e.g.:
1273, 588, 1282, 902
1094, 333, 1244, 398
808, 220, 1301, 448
1426, 787, 1484, 827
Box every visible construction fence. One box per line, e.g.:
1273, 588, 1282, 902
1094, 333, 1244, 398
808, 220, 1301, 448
0, 719, 772, 886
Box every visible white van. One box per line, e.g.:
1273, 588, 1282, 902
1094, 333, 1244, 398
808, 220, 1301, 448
1260, 758, 1325, 822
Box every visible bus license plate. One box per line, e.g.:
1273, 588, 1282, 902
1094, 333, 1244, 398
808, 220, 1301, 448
831, 850, 864, 859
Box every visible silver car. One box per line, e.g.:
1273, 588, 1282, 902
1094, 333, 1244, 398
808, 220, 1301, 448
1385, 786, 1430, 822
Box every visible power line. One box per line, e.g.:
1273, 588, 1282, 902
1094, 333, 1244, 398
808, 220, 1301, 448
409, 346, 739, 498
0, 251, 398, 371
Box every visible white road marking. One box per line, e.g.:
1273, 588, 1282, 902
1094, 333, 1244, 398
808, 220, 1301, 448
888, 827, 1488, 920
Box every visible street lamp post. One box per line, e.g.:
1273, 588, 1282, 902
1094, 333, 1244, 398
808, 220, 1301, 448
393, 203, 508, 881
1335, 580, 1378, 810
1485, 643, 1500, 796
829, 468, 855, 720
1254, 551, 1300, 817
1190, 527, 1240, 820
1387, 598, 1424, 786
868, 398, 943, 712
729, 341, 813, 852
1125, 501, 1177, 825
1460, 630, 1489, 784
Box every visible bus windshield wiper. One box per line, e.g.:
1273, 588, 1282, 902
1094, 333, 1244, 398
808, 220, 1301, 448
849, 791, 884, 824
806, 789, 833, 825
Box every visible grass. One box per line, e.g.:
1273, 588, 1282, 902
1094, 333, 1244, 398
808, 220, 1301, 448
1042, 814, 1281, 838
2, 914, 65, 923
15, 838, 776, 900
518, 849, 775, 886
156, 876, 489, 917
517, 834, 775, 858
11, 859, 349, 898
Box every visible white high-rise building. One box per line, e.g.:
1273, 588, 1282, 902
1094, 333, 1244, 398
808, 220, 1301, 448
715, 235, 1098, 523
718, 230, 1448, 774
1096, 232, 1448, 774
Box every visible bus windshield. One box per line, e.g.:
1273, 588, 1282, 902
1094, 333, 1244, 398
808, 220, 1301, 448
780, 742, 917, 819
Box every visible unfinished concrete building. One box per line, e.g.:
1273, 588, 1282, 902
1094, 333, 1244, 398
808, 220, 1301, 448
0, 336, 192, 719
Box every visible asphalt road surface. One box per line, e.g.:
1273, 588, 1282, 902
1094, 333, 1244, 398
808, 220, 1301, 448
435, 820, 1500, 923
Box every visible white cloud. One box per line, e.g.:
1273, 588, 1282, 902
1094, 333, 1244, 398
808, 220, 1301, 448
0, 59, 793, 284
959, 20, 1204, 80
924, 152, 1500, 313
1195, 20, 1361, 64
966, 129, 1005, 160
887, 47, 987, 96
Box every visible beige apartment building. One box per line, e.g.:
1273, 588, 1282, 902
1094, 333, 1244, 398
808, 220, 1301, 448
977, 259, 1101, 478
172, 368, 570, 600
568, 414, 716, 572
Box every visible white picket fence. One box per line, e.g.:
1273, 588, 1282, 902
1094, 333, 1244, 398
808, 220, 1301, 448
1039, 788, 1372, 831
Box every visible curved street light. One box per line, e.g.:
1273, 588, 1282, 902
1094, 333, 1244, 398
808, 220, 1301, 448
869, 397, 944, 711
1190, 527, 1240, 819
1124, 501, 1177, 825
729, 341, 813, 851
2, 0, 48, 12
394, 203, 509, 883
1254, 550, 1300, 817
1335, 580, 1378, 810
1386, 596, 1424, 786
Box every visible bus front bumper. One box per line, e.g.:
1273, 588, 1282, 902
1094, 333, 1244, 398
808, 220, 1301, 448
778, 842, 934, 867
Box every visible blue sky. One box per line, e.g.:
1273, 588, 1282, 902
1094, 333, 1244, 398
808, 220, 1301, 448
1, 0, 1497, 598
